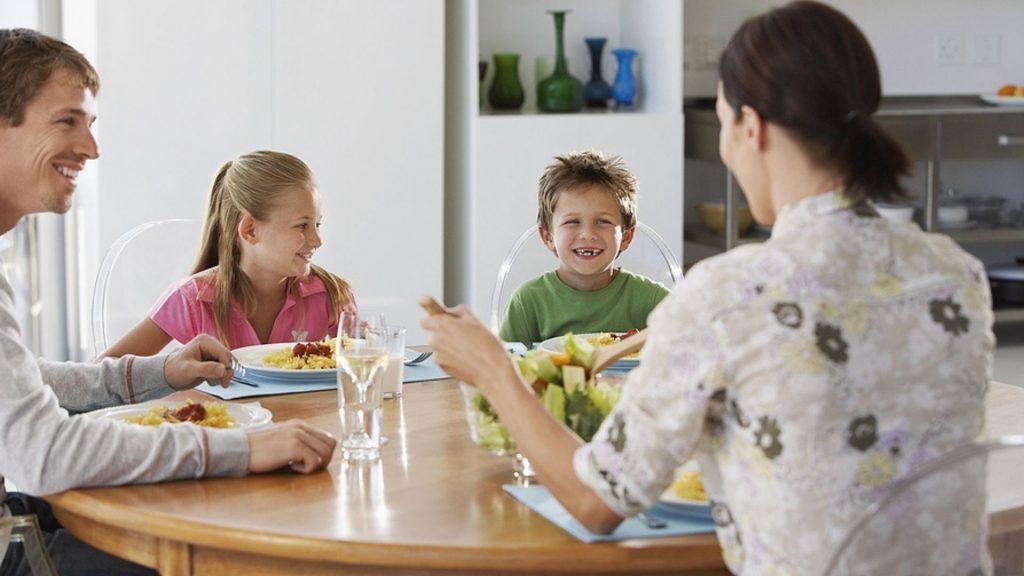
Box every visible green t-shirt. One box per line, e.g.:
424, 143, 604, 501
498, 269, 671, 346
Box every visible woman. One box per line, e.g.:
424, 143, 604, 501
422, 2, 993, 574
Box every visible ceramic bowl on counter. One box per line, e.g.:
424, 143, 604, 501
938, 204, 969, 226
696, 202, 753, 235
987, 264, 1024, 305
963, 196, 1007, 227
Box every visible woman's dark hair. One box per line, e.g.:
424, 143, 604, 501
718, 0, 910, 204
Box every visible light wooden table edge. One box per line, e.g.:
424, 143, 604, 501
49, 488, 727, 575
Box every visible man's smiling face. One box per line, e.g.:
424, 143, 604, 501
0, 66, 99, 227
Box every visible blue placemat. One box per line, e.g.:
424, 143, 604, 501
197, 378, 334, 400
197, 355, 453, 400
402, 355, 449, 383
503, 485, 715, 543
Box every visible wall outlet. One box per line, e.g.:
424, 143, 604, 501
936, 33, 966, 66
974, 33, 1002, 66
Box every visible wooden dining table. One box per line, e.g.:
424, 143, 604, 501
47, 380, 1024, 576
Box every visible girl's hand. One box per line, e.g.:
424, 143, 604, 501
420, 304, 513, 394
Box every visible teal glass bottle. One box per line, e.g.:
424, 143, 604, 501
537, 10, 583, 113
488, 53, 524, 111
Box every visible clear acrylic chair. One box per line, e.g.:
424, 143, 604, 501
489, 221, 682, 334
92, 218, 202, 357
0, 514, 58, 576
822, 435, 1024, 576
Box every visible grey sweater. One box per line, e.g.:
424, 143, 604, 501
0, 263, 249, 508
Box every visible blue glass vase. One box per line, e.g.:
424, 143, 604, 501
583, 38, 612, 109
611, 48, 638, 109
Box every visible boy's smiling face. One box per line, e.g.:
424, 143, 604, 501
539, 185, 634, 292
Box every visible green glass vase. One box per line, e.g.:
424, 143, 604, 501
488, 53, 525, 111
537, 10, 584, 113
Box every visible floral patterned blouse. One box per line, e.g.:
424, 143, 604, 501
574, 192, 994, 575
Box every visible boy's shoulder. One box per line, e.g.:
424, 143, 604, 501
616, 269, 670, 292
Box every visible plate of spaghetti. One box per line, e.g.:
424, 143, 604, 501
233, 340, 338, 377
86, 399, 272, 429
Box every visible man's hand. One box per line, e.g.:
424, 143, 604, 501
247, 420, 337, 473
163, 334, 234, 390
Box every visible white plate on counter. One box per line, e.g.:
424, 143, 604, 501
979, 94, 1024, 107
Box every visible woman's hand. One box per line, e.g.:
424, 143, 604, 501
163, 334, 234, 390
246, 420, 337, 473
420, 304, 513, 393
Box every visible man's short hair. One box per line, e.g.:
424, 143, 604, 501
0, 28, 99, 126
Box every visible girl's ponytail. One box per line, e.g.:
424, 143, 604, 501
193, 160, 232, 274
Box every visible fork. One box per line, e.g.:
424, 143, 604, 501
636, 512, 667, 529
404, 349, 433, 365
230, 356, 250, 380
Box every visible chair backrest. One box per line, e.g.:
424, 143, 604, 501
92, 219, 202, 357
489, 221, 682, 334
0, 514, 58, 576
822, 435, 1024, 576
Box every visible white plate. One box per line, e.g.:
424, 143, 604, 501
654, 461, 712, 520
85, 399, 272, 429
980, 94, 1024, 107
538, 333, 641, 370
233, 343, 335, 376
650, 496, 712, 521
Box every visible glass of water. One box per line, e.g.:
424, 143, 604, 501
336, 312, 388, 461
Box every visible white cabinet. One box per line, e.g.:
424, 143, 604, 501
449, 0, 685, 316
66, 0, 444, 354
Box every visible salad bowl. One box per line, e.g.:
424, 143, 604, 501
460, 334, 624, 480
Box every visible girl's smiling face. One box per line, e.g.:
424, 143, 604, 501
539, 185, 634, 292
241, 186, 324, 281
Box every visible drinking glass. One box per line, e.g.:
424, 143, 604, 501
336, 312, 388, 461
381, 325, 406, 398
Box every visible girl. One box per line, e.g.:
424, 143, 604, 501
103, 150, 356, 356
422, 2, 992, 574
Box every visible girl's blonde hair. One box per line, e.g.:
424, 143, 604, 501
193, 150, 352, 347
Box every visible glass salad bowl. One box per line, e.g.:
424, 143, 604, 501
460, 334, 624, 480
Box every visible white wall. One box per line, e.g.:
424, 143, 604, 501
684, 0, 1024, 97
0, 0, 36, 27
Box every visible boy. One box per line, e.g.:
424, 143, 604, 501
499, 150, 670, 345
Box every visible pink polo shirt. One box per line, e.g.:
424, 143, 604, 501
149, 273, 356, 348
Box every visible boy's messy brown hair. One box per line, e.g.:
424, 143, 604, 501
537, 150, 639, 232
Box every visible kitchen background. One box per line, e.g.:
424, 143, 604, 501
1, 0, 1022, 384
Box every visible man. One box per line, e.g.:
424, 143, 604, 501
0, 29, 337, 575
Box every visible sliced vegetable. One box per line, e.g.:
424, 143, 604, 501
561, 364, 586, 395
522, 349, 561, 384
562, 332, 596, 371
540, 383, 566, 425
